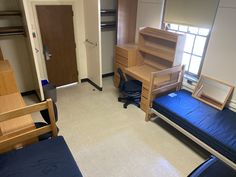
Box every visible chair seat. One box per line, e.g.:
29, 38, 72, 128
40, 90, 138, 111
123, 80, 142, 93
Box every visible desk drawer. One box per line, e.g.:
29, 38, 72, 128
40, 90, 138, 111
114, 74, 120, 88
116, 46, 128, 58
116, 55, 128, 67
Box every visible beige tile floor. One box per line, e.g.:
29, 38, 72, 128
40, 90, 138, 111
24, 77, 208, 177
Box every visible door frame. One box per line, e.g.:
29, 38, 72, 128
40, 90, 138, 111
22, 0, 82, 101
31, 1, 80, 83
84, 0, 103, 90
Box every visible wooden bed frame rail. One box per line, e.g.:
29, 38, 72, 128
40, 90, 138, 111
146, 65, 185, 121
0, 99, 58, 152
150, 108, 236, 170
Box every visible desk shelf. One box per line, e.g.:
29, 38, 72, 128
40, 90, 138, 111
139, 45, 174, 62
139, 28, 178, 42
138, 27, 185, 68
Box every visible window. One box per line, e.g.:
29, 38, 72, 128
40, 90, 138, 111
165, 23, 210, 77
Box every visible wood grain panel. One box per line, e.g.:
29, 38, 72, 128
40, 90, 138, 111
117, 0, 138, 44
36, 5, 78, 87
0, 48, 3, 60
0, 61, 18, 95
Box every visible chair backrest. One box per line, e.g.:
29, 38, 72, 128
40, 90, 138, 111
117, 68, 126, 91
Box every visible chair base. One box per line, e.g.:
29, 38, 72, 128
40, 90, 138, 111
118, 96, 141, 109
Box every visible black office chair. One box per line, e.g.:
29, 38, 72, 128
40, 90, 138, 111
35, 101, 59, 141
117, 68, 142, 108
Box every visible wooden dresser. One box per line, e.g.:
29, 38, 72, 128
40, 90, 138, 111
114, 44, 138, 87
0, 60, 18, 96
114, 28, 186, 112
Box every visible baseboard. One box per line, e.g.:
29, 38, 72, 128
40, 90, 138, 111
81, 78, 89, 83
102, 72, 114, 78
80, 78, 103, 91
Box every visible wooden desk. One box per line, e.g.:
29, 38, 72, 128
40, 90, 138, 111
125, 64, 160, 87
115, 28, 185, 112
0, 60, 18, 96
0, 60, 36, 151
124, 64, 170, 111
0, 93, 35, 135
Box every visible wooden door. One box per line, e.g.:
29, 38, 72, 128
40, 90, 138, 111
36, 5, 78, 87
84, 0, 102, 89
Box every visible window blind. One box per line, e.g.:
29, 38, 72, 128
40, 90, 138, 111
164, 0, 219, 28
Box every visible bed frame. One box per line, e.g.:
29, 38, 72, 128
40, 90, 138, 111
145, 65, 236, 170
0, 99, 58, 153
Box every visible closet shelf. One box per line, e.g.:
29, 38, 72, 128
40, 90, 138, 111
0, 11, 22, 16
0, 26, 25, 36
101, 21, 116, 31
101, 9, 116, 16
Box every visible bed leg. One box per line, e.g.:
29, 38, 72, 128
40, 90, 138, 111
145, 109, 151, 122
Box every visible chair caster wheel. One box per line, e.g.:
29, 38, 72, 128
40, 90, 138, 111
118, 98, 122, 102
123, 105, 127, 109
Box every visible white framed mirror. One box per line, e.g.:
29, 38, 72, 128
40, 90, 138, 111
192, 75, 234, 110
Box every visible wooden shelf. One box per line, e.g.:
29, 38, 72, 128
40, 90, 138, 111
0, 26, 24, 36
101, 21, 116, 31
0, 11, 22, 16
139, 27, 179, 43
101, 9, 116, 16
143, 59, 169, 71
139, 45, 174, 62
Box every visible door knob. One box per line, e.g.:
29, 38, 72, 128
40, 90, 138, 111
43, 45, 52, 61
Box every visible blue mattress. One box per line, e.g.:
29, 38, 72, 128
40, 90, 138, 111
188, 156, 236, 177
0, 136, 83, 177
152, 90, 236, 163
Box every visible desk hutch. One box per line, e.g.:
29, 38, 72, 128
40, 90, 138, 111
114, 27, 185, 112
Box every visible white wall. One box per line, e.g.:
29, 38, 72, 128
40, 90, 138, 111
0, 0, 35, 92
101, 31, 116, 74
135, 0, 164, 42
100, 0, 117, 74
202, 0, 236, 107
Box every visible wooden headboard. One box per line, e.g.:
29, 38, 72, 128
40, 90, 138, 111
146, 65, 185, 121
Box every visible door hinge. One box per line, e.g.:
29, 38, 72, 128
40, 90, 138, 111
72, 10, 74, 17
